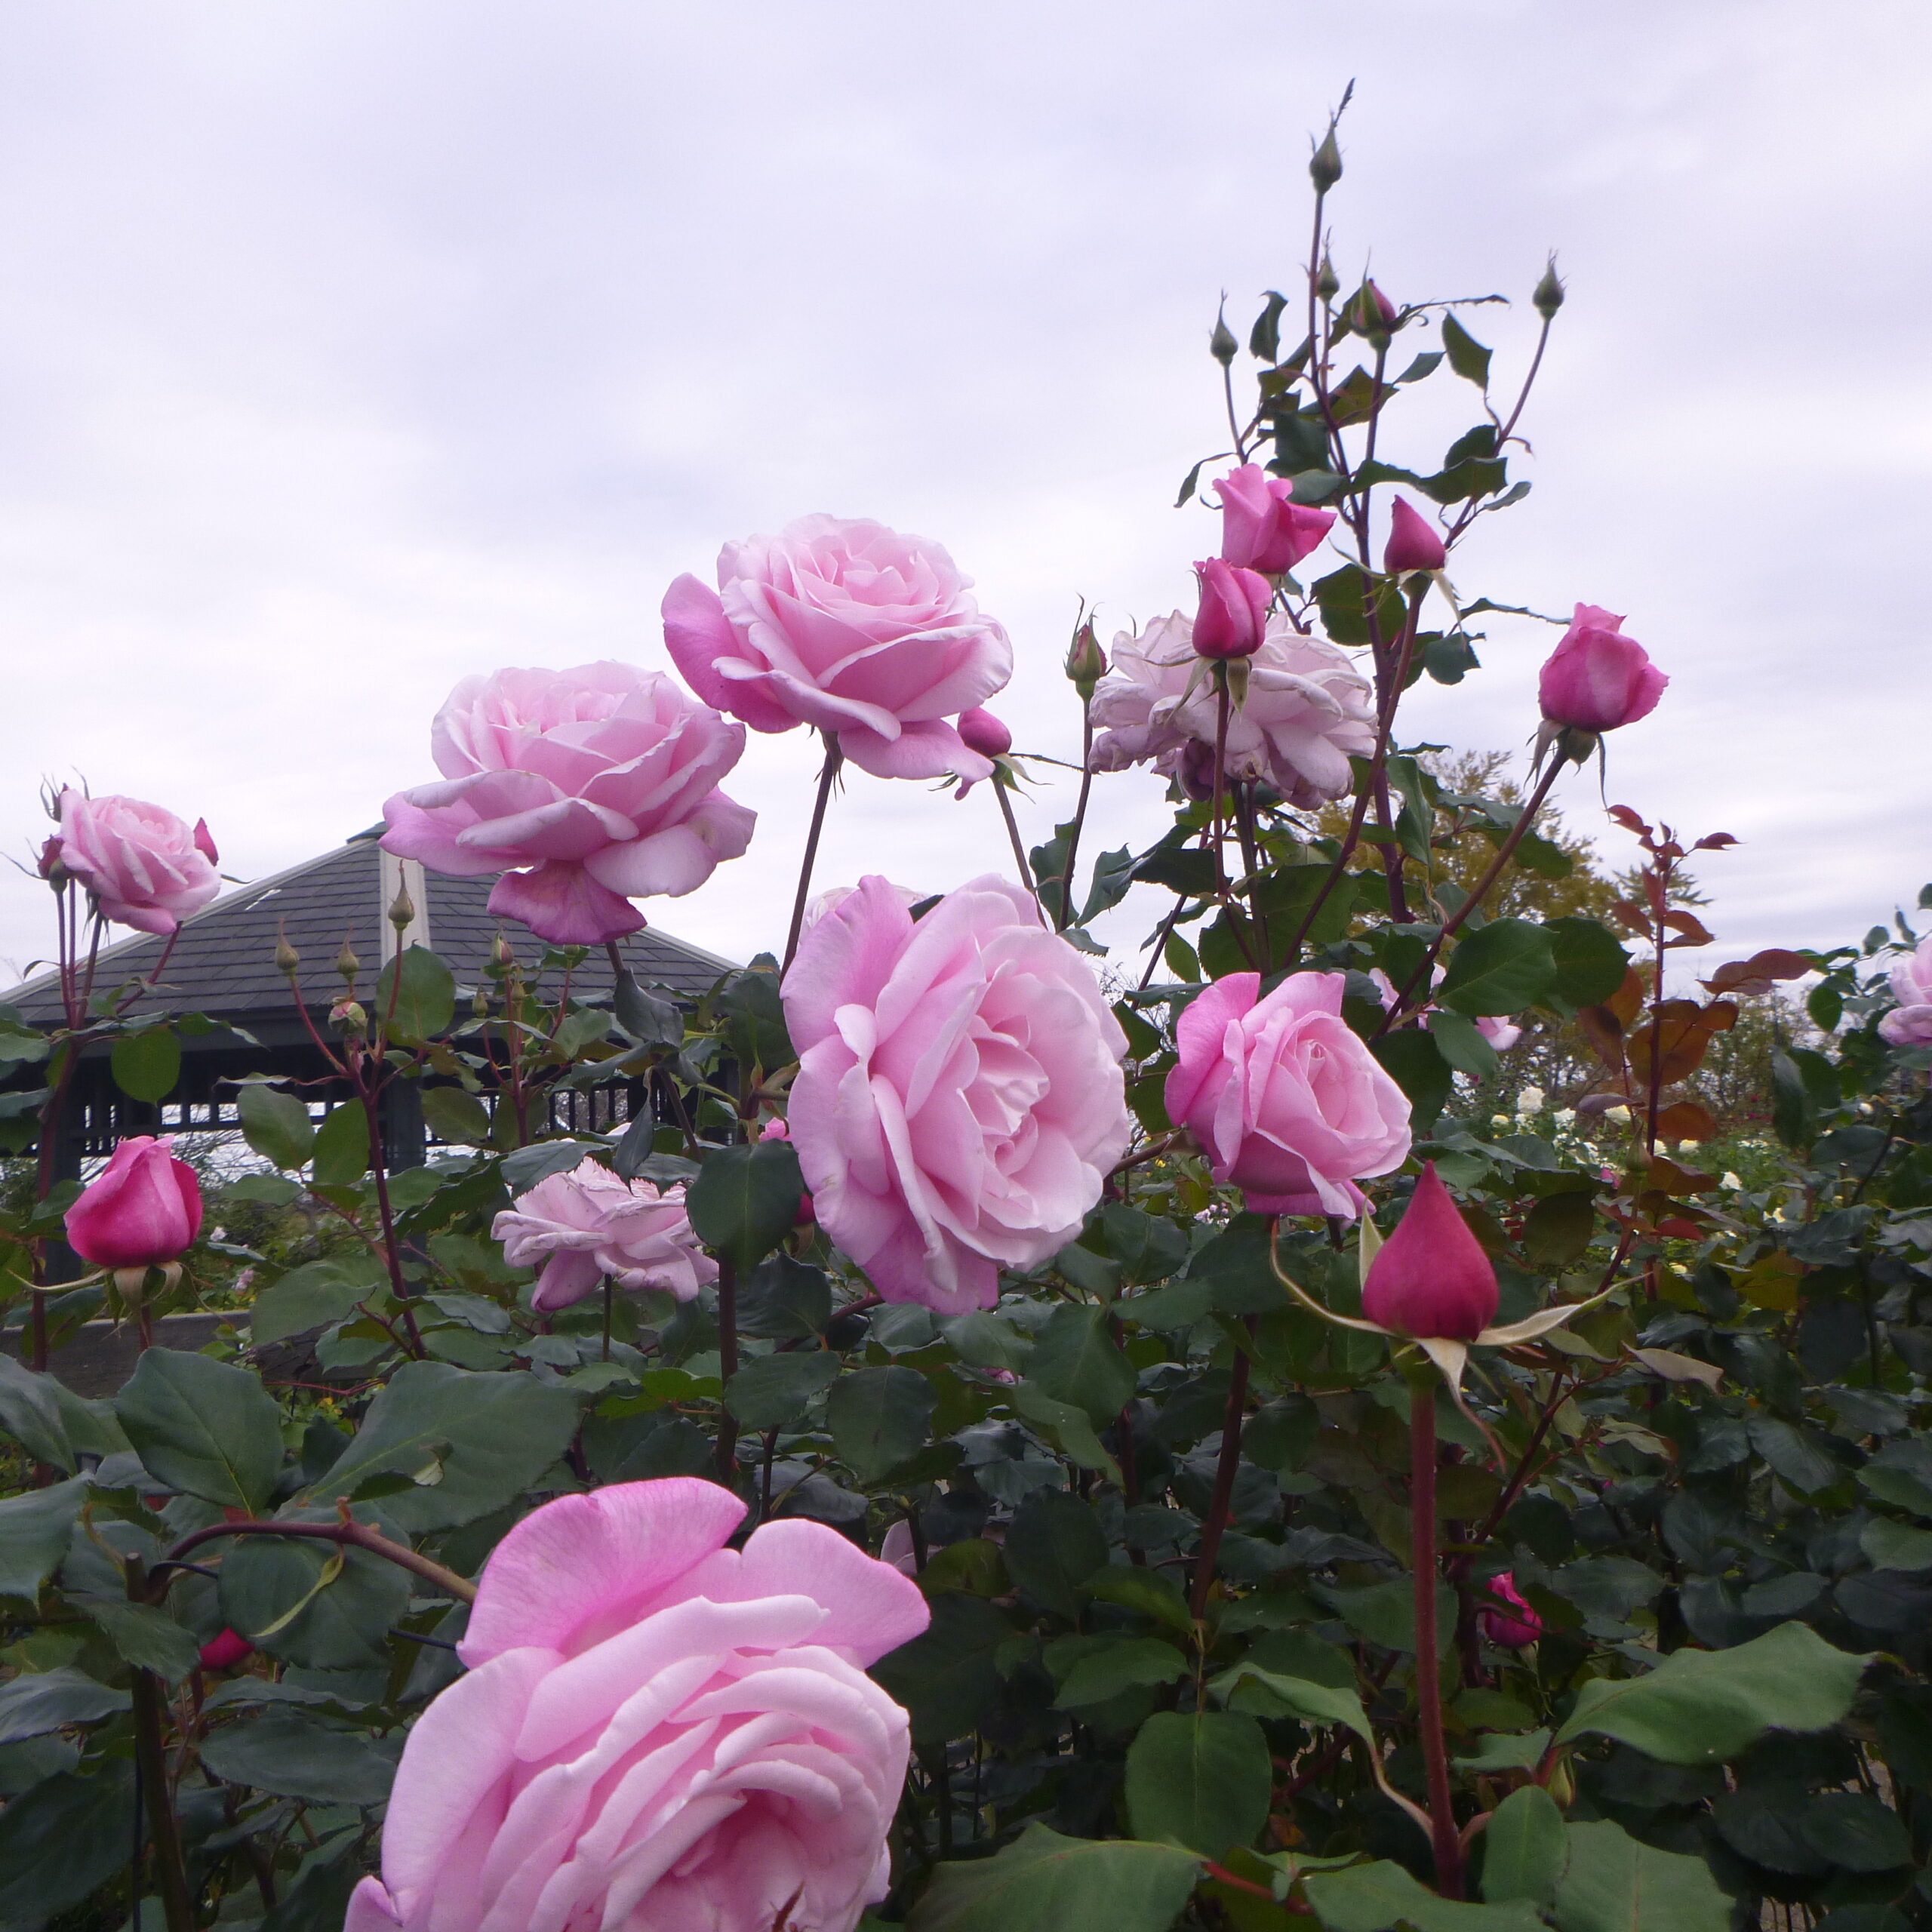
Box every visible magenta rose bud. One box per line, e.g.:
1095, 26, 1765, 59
1537, 605, 1668, 732
1383, 497, 1445, 575
198, 1629, 254, 1672
345, 1479, 928, 1932
662, 515, 1014, 784
56, 792, 221, 936
957, 707, 1012, 759
1164, 971, 1412, 1219
1190, 558, 1272, 660
1360, 1161, 1498, 1340
65, 1137, 203, 1272
783, 875, 1131, 1313
1214, 465, 1336, 576
1478, 1571, 1543, 1648
1881, 937, 1932, 1047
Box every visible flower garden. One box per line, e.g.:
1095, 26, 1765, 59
3, 109, 1932, 1932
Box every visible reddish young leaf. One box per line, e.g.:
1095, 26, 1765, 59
1607, 804, 1651, 837
1654, 1100, 1718, 1143
1660, 910, 1715, 947
1700, 949, 1812, 996
1692, 832, 1739, 851
1629, 999, 1735, 1085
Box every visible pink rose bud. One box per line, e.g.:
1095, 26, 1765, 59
199, 1629, 254, 1672
957, 708, 1012, 759
1190, 558, 1272, 660
758, 1117, 791, 1143
1383, 497, 1445, 575
1478, 1571, 1543, 1648
65, 1136, 204, 1272
1537, 605, 1668, 732
1214, 465, 1337, 577
1360, 1161, 1498, 1341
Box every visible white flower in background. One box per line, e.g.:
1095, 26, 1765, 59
1720, 1171, 1743, 1190
1602, 1104, 1632, 1124
1491, 1113, 1512, 1131
1553, 1107, 1577, 1128
1515, 1086, 1546, 1116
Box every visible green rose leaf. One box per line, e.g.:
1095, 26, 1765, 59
909, 1826, 1200, 1932
1124, 1709, 1271, 1860
114, 1349, 285, 1513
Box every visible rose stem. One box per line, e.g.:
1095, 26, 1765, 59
783, 736, 844, 972
1409, 1371, 1465, 1897
1189, 1312, 1256, 1620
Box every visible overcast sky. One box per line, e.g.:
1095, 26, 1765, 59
3, 1, 1928, 994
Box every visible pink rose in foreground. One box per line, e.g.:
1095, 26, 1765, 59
783, 875, 1131, 1314
492, 1156, 716, 1312
663, 515, 1014, 783
1383, 497, 1445, 574
346, 1479, 927, 1932
57, 792, 220, 936
65, 1137, 203, 1271
1537, 605, 1667, 733
1191, 558, 1272, 660
1880, 937, 1932, 1047
1088, 613, 1374, 809
1479, 1571, 1543, 1648
1214, 464, 1335, 576
382, 662, 753, 947
1164, 972, 1411, 1218
1361, 1161, 1497, 1340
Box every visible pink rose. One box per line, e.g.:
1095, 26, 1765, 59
956, 707, 1011, 759
879, 1521, 918, 1577
1214, 465, 1335, 576
1164, 971, 1411, 1218
1478, 1571, 1543, 1648
65, 1136, 203, 1271
56, 792, 220, 936
783, 875, 1131, 1313
1383, 496, 1445, 574
198, 1629, 254, 1672
346, 1479, 927, 1932
382, 663, 754, 948
662, 516, 1014, 783
1475, 1015, 1524, 1053
492, 1157, 717, 1312
1088, 613, 1374, 809
1537, 605, 1667, 732
1361, 1162, 1497, 1340
1880, 937, 1932, 1047
1191, 558, 1272, 660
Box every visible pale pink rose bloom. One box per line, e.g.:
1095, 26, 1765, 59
800, 880, 924, 936
492, 1156, 717, 1312
1088, 612, 1375, 809
382, 663, 754, 948
1164, 971, 1411, 1219
346, 1479, 928, 1932
782, 875, 1131, 1314
1880, 937, 1932, 1047
66, 1136, 203, 1269
56, 792, 220, 936
1367, 968, 1523, 1054
662, 516, 1014, 783
1537, 604, 1666, 732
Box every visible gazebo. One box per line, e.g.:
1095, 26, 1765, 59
2, 826, 734, 1183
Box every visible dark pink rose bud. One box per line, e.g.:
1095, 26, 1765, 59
1214, 465, 1336, 576
957, 709, 1012, 759
1478, 1571, 1543, 1648
65, 1136, 203, 1272
1190, 558, 1272, 660
1360, 1161, 1497, 1340
199, 1628, 254, 1672
192, 819, 219, 866
758, 1117, 790, 1143
1383, 497, 1445, 575
1537, 604, 1668, 732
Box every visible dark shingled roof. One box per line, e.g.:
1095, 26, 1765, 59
3, 831, 737, 1028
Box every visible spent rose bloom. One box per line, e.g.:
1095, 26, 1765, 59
1360, 1162, 1498, 1340
493, 1157, 717, 1312
56, 792, 220, 936
1214, 464, 1335, 576
1088, 612, 1375, 809
782, 875, 1131, 1314
346, 1479, 928, 1932
662, 515, 1014, 783
1478, 1571, 1543, 1648
1537, 604, 1667, 733
65, 1137, 203, 1271
1880, 937, 1932, 1047
1164, 971, 1411, 1219
381, 662, 754, 948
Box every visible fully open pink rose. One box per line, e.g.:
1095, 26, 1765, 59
493, 1157, 716, 1312
662, 516, 1014, 783
346, 1479, 928, 1932
782, 875, 1131, 1313
1214, 465, 1335, 576
1537, 605, 1666, 732
1880, 937, 1932, 1047
56, 792, 220, 936
65, 1136, 203, 1270
1089, 612, 1375, 808
1164, 971, 1411, 1218
381, 663, 753, 947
